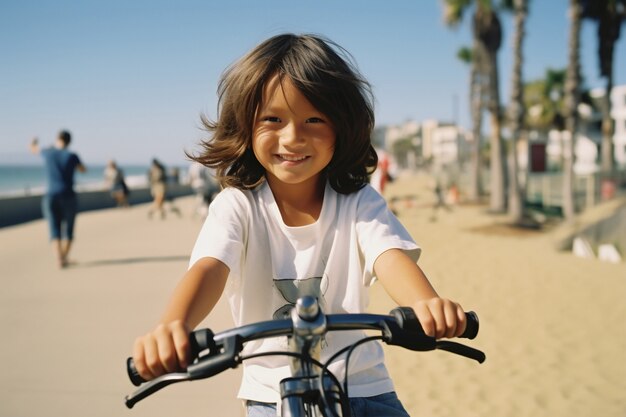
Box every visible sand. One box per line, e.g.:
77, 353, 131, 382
378, 174, 626, 417
1, 173, 624, 417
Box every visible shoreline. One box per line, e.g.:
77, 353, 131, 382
0, 163, 189, 198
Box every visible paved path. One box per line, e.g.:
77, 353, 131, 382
1, 196, 243, 417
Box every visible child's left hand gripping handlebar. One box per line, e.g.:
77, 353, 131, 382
385, 307, 485, 363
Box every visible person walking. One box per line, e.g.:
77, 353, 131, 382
147, 158, 181, 219
188, 161, 219, 218
147, 158, 167, 218
430, 177, 452, 222
30, 130, 86, 268
104, 159, 129, 207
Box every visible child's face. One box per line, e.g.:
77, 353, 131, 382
252, 74, 335, 193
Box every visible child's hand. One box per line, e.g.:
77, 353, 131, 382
132, 320, 191, 381
412, 297, 467, 339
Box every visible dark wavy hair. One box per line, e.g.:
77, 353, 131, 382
189, 33, 377, 194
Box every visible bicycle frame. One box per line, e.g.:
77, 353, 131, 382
125, 296, 485, 416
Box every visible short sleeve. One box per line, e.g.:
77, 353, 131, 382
355, 186, 421, 276
188, 188, 249, 275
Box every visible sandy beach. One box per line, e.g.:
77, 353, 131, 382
1, 173, 625, 417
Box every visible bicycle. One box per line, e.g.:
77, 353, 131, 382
125, 296, 485, 416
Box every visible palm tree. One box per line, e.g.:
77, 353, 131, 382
443, 0, 507, 213
525, 69, 567, 133
563, 0, 583, 221
581, 0, 626, 175
503, 0, 528, 224
456, 46, 485, 201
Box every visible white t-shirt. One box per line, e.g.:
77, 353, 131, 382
189, 181, 421, 404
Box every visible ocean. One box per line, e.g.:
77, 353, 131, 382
0, 164, 158, 197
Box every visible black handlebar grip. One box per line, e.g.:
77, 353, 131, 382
460, 311, 479, 339
391, 307, 480, 339
127, 357, 144, 386
126, 329, 216, 386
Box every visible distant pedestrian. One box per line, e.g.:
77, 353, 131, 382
104, 160, 129, 207
29, 130, 86, 268
370, 147, 392, 196
430, 178, 452, 222
188, 161, 219, 218
148, 158, 180, 219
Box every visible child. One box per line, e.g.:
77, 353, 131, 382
132, 33, 467, 417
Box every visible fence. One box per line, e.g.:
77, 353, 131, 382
525, 170, 626, 212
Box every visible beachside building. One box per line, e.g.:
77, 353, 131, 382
431, 123, 469, 166
587, 84, 626, 169
381, 119, 469, 169
421, 119, 469, 166
610, 84, 626, 168
384, 120, 420, 148
383, 120, 420, 169
522, 85, 626, 175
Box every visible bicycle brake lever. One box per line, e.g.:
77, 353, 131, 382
436, 341, 486, 363
125, 372, 190, 408
126, 328, 219, 387
125, 335, 243, 408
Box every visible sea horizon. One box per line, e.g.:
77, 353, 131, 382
0, 163, 189, 198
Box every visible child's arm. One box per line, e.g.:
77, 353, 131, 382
374, 248, 467, 339
132, 257, 229, 381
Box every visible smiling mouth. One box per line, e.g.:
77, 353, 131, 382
277, 154, 308, 162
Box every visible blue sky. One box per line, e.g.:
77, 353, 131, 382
1, 0, 625, 165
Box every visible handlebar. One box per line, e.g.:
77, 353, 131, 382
125, 307, 485, 408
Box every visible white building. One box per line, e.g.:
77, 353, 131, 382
523, 84, 626, 175
590, 84, 626, 168
384, 119, 468, 168
384, 120, 420, 149
420, 119, 468, 166
430, 124, 468, 166
610, 84, 626, 168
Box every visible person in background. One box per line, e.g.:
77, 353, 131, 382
147, 158, 167, 218
148, 158, 180, 219
188, 161, 219, 218
430, 177, 452, 222
104, 159, 129, 207
369, 147, 391, 196
29, 130, 86, 268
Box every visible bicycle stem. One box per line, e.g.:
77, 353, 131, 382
289, 297, 327, 378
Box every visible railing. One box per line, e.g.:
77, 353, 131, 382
525, 170, 626, 212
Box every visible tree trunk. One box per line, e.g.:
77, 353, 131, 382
468, 41, 485, 202
473, 3, 506, 213
563, 0, 582, 222
507, 0, 527, 223
486, 51, 507, 213
601, 74, 614, 174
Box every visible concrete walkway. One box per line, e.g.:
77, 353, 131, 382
1, 196, 243, 417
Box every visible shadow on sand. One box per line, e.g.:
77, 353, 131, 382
75, 255, 189, 268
